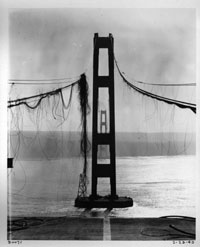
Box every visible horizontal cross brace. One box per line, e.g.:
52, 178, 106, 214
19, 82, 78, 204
95, 133, 111, 144
95, 37, 112, 48
95, 164, 111, 177
95, 76, 112, 87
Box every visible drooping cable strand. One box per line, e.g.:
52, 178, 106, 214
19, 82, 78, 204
7, 80, 79, 108
60, 84, 74, 110
114, 58, 196, 114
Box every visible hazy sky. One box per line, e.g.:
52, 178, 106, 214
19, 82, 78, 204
9, 8, 196, 132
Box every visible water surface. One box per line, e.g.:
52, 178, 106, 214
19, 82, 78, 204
8, 155, 195, 218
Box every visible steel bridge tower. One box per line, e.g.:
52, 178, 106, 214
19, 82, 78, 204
91, 33, 116, 198
75, 33, 133, 208
100, 110, 108, 133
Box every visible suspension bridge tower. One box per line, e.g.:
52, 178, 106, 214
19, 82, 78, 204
75, 33, 133, 208
100, 110, 108, 133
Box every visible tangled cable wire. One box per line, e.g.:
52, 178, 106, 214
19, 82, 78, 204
7, 217, 60, 233
8, 80, 79, 109
141, 215, 195, 240
8, 73, 92, 198
77, 74, 91, 162
77, 74, 91, 197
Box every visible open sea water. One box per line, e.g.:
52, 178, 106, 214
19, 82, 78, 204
8, 155, 195, 218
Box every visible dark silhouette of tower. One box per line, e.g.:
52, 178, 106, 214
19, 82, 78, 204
100, 110, 108, 133
75, 33, 133, 208
91, 33, 116, 198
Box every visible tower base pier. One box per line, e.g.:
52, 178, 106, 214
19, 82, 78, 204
75, 195, 133, 208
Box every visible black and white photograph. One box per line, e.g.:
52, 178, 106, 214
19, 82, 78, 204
0, 1, 199, 246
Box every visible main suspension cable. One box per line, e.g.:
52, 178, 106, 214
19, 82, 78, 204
114, 57, 196, 114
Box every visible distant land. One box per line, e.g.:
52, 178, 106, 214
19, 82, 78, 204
9, 131, 195, 160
